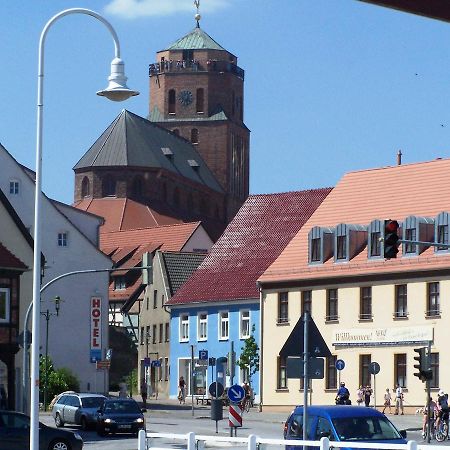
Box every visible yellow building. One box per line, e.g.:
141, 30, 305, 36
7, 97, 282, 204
258, 158, 450, 412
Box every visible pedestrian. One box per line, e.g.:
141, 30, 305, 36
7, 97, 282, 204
382, 388, 392, 414
364, 386, 372, 407
178, 376, 186, 404
356, 386, 364, 406
394, 383, 404, 415
422, 396, 436, 439
140, 380, 148, 408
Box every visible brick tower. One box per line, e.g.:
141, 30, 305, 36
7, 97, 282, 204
148, 15, 250, 222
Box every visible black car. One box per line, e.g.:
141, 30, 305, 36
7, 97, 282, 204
96, 398, 145, 436
0, 410, 83, 450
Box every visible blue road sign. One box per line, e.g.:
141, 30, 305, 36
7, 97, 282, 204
335, 359, 345, 371
143, 357, 151, 367
209, 381, 224, 398
369, 361, 380, 375
151, 360, 161, 367
199, 349, 208, 360
227, 384, 245, 403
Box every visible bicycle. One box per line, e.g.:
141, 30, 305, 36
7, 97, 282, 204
241, 396, 251, 413
435, 413, 449, 442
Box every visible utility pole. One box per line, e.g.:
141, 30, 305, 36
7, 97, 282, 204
302, 312, 309, 442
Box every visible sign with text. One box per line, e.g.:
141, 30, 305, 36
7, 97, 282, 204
90, 297, 102, 360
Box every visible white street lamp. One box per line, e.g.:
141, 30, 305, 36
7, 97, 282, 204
30, 8, 138, 450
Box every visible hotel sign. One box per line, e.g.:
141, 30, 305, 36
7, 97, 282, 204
90, 297, 102, 362
333, 326, 433, 347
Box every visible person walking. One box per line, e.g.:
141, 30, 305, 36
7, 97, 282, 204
356, 386, 364, 406
382, 388, 392, 414
140, 380, 148, 408
394, 383, 404, 415
364, 386, 372, 407
178, 376, 186, 404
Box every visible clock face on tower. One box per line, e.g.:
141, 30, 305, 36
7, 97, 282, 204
178, 90, 193, 106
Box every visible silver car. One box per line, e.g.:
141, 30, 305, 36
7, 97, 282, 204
52, 393, 106, 430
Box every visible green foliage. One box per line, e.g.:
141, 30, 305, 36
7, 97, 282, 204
109, 326, 138, 389
236, 324, 260, 385
124, 368, 138, 396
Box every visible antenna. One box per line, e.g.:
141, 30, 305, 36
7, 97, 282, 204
194, 0, 201, 27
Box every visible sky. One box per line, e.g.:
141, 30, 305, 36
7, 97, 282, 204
2, 1, 450, 205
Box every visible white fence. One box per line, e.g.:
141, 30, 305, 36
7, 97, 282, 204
137, 430, 450, 450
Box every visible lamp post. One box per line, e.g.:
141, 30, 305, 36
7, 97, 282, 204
41, 295, 62, 412
30, 9, 138, 450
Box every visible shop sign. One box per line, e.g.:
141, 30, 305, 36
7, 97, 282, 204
90, 297, 102, 356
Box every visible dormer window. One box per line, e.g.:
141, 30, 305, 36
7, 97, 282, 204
311, 238, 321, 262
336, 235, 346, 260
435, 212, 450, 253
308, 226, 334, 264
402, 216, 434, 257
404, 227, 416, 254
334, 224, 367, 263
368, 220, 383, 259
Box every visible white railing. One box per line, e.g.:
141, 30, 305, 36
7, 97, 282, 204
137, 430, 450, 450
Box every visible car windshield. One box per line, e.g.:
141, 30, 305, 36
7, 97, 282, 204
81, 397, 104, 408
104, 401, 141, 413
332, 416, 402, 441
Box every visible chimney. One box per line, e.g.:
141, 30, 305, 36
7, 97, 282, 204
397, 150, 402, 166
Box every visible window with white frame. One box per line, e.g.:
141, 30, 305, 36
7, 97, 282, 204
9, 180, 19, 195
0, 288, 10, 323
180, 314, 189, 342
57, 232, 68, 247
219, 311, 229, 340
240, 310, 250, 339
198, 313, 207, 341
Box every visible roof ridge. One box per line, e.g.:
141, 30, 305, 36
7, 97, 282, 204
102, 221, 202, 235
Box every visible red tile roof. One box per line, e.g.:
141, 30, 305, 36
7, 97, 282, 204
259, 158, 450, 284
168, 189, 332, 305
0, 243, 27, 270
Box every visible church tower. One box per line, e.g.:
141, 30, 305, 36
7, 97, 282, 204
148, 10, 250, 221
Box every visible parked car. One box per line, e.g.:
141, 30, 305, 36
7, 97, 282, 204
0, 410, 83, 450
96, 398, 145, 436
284, 405, 407, 450
52, 393, 106, 430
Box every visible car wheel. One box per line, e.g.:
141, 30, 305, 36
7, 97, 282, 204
80, 416, 88, 430
48, 439, 71, 450
55, 413, 64, 428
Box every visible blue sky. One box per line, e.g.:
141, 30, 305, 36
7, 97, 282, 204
2, 1, 450, 204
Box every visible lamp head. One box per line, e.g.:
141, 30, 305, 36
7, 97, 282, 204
97, 57, 139, 102
54, 296, 62, 316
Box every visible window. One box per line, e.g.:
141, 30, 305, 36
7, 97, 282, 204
437, 224, 449, 250
370, 231, 381, 257
277, 356, 287, 389
9, 180, 19, 195
146, 295, 150, 310
219, 311, 229, 340
114, 276, 126, 290
161, 294, 165, 308
394, 354, 406, 388
326, 289, 338, 321
102, 176, 116, 197
165, 322, 169, 342
359, 354, 371, 388
57, 232, 68, 247
158, 358, 163, 381
168, 89, 176, 114
196, 88, 204, 113
164, 357, 169, 381
311, 238, 321, 262
153, 290, 158, 309
395, 285, 407, 318
336, 235, 346, 260
0, 288, 10, 323
326, 355, 337, 390
198, 313, 207, 341
132, 177, 143, 198
159, 323, 163, 343
152, 324, 157, 344
140, 327, 144, 345
191, 128, 199, 144
430, 353, 439, 389
240, 310, 250, 339
427, 282, 440, 317
301, 290, 312, 315
359, 287, 372, 320
81, 176, 90, 197
278, 292, 289, 323
436, 212, 450, 252
404, 228, 416, 254
180, 314, 189, 342
145, 326, 150, 344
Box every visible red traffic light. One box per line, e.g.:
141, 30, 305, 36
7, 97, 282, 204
385, 220, 399, 233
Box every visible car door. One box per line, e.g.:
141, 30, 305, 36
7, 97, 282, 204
314, 417, 336, 441
64, 395, 80, 424
0, 412, 29, 450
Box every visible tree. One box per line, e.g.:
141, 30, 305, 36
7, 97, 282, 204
236, 324, 259, 386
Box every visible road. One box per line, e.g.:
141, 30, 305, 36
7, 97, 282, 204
39, 401, 442, 449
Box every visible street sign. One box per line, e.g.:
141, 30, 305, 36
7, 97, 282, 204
143, 357, 151, 367
96, 360, 111, 370
286, 357, 324, 379
105, 348, 113, 360
209, 357, 216, 366
335, 359, 345, 371
369, 361, 380, 375
199, 350, 208, 360
151, 360, 161, 367
209, 381, 224, 398
227, 384, 245, 403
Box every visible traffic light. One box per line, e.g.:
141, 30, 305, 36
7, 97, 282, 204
384, 220, 400, 259
413, 347, 432, 382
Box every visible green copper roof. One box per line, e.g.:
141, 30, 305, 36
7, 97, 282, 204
148, 106, 228, 123
166, 27, 226, 51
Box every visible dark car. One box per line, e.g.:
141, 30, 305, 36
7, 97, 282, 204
0, 410, 83, 450
284, 405, 407, 450
52, 393, 106, 430
96, 398, 145, 436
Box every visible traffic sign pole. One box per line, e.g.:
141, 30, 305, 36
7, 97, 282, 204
303, 312, 309, 443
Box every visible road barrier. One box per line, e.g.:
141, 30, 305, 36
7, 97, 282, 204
138, 430, 450, 450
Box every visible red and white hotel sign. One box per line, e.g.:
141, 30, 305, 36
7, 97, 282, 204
90, 297, 102, 361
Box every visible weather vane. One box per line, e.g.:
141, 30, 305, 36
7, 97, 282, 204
194, 0, 201, 27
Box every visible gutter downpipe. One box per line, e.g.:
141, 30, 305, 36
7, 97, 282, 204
257, 283, 263, 412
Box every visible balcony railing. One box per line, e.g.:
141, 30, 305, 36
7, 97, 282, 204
149, 59, 245, 80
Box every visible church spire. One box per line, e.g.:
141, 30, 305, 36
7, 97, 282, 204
194, 0, 201, 28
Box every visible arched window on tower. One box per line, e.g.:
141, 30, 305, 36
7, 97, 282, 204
191, 128, 199, 144
196, 88, 204, 113
102, 176, 116, 197
168, 89, 176, 114
81, 176, 90, 198
133, 176, 144, 198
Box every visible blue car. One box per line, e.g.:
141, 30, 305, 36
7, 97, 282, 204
284, 405, 407, 449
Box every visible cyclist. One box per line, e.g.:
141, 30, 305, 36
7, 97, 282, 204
422, 396, 436, 439
242, 381, 251, 411
435, 389, 449, 432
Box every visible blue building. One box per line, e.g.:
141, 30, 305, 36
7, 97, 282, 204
167, 189, 332, 403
